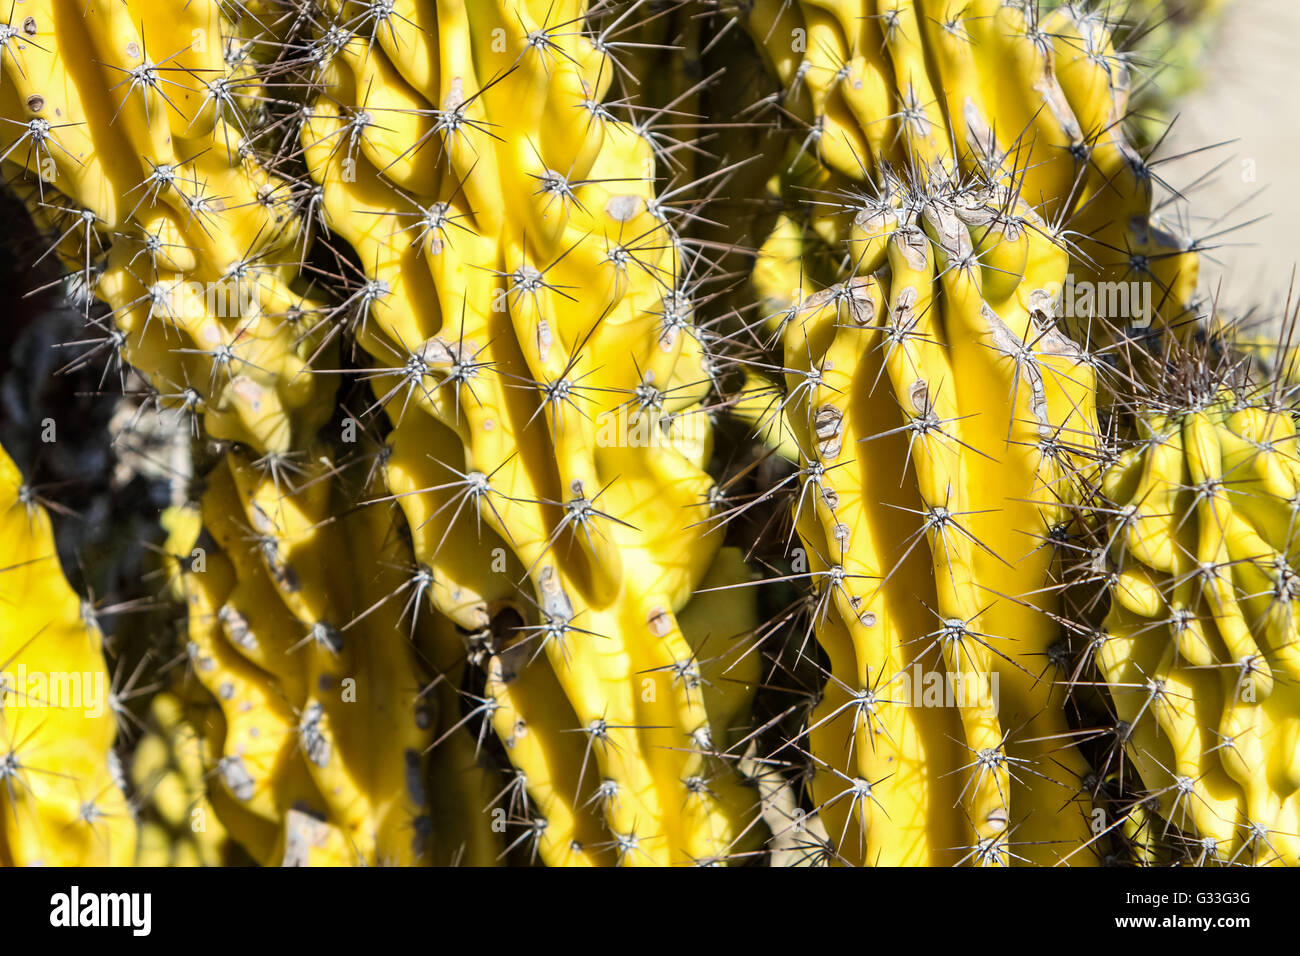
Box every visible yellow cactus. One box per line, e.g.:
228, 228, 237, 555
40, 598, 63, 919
162, 449, 503, 866
0, 0, 1273, 872
759, 173, 1102, 865
743, 0, 1200, 347
0, 442, 135, 865
1094, 387, 1300, 864
0, 0, 335, 453
292, 0, 763, 865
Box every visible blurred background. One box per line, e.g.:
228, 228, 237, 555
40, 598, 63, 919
1164, 0, 1300, 320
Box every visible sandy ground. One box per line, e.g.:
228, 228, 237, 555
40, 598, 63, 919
1162, 0, 1300, 325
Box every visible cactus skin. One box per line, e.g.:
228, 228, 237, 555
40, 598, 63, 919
284, 0, 762, 865
1093, 388, 1300, 865
0, 442, 135, 865
0, 0, 504, 866
742, 0, 1200, 347
0, 1, 335, 454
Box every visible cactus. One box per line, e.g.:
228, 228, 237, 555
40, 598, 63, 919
160, 448, 506, 866
751, 168, 1104, 864
0, 0, 335, 454
0, 441, 135, 865
1, 0, 1294, 871
279, 0, 764, 865
741, 0, 1201, 348
1087, 379, 1300, 865
0, 0, 767, 868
